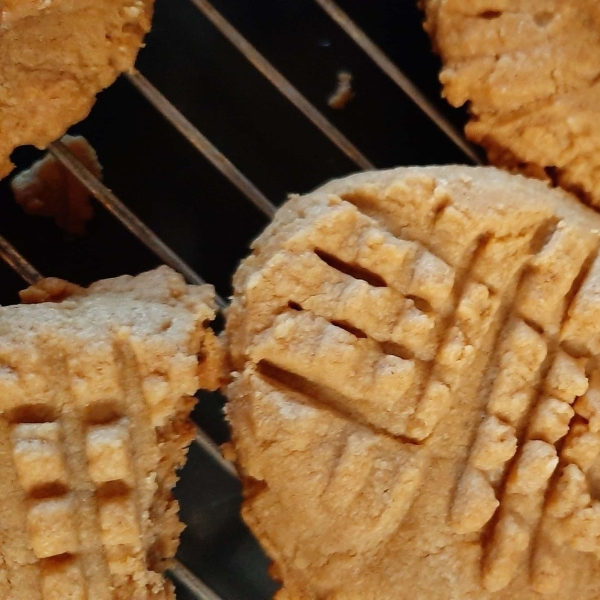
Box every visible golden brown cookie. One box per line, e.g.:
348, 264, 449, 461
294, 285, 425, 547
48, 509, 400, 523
0, 266, 223, 600
422, 1, 600, 208
226, 166, 600, 598
0, 0, 153, 179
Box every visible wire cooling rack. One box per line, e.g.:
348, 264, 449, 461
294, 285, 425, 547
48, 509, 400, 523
0, 1, 483, 598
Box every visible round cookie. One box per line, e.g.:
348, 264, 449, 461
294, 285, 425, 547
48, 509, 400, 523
226, 166, 600, 599
0, 0, 153, 179
422, 1, 600, 208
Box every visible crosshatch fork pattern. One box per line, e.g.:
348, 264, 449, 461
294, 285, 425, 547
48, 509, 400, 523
0, 346, 149, 599
0, 1, 489, 599
0, 268, 219, 599
226, 167, 600, 597
450, 222, 600, 593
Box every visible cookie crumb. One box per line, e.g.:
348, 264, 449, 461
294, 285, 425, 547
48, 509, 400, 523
20, 277, 84, 304
221, 442, 237, 463
11, 135, 100, 236
328, 71, 354, 110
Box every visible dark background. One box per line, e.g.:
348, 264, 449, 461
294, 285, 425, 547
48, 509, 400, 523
0, 1, 475, 598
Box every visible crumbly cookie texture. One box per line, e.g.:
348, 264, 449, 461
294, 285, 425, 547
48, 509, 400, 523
226, 166, 600, 599
0, 0, 153, 179
422, 1, 600, 208
12, 135, 101, 235
0, 266, 223, 600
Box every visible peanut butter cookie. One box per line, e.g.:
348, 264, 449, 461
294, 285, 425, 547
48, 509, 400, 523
226, 166, 600, 598
0, 266, 223, 599
423, 1, 600, 208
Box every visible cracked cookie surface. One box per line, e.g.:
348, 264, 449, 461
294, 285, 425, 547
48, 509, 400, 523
226, 166, 600, 599
423, 1, 600, 208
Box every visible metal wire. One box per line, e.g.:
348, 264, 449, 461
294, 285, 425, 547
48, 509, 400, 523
196, 425, 239, 479
0, 235, 42, 285
313, 0, 483, 165
189, 0, 375, 172
170, 560, 226, 600
48, 140, 227, 310
126, 72, 277, 220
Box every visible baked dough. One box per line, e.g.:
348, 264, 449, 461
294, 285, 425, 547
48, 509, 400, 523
0, 0, 153, 179
12, 135, 100, 235
0, 266, 223, 600
226, 166, 600, 598
423, 1, 600, 208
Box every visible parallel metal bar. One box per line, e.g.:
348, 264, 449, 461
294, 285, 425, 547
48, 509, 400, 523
48, 140, 227, 309
0, 236, 42, 285
170, 559, 225, 600
313, 0, 483, 165
195, 425, 238, 479
189, 0, 375, 172
126, 72, 277, 220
